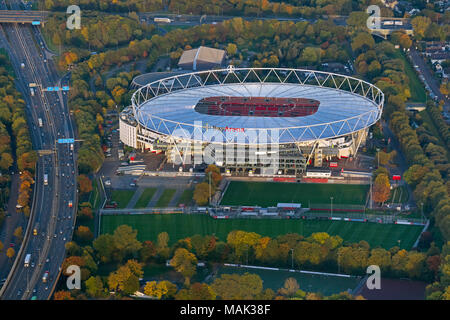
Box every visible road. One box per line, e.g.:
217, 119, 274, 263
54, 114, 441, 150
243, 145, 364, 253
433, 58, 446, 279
139, 12, 316, 27
0, 0, 77, 300
409, 47, 450, 114
0, 10, 47, 23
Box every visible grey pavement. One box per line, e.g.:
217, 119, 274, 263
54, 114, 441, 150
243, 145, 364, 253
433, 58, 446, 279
126, 187, 145, 209
147, 187, 164, 207
168, 189, 183, 207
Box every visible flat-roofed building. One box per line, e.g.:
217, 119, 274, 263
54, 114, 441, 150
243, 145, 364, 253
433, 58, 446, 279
178, 46, 226, 71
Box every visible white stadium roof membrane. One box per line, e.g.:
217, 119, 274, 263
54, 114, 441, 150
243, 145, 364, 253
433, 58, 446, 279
131, 68, 384, 145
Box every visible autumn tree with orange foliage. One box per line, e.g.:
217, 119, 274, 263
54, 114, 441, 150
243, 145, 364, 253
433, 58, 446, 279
373, 173, 391, 205
53, 291, 74, 300
78, 174, 93, 194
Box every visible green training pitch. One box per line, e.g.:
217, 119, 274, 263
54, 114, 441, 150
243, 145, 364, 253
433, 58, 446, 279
134, 188, 157, 209
100, 214, 422, 250
110, 190, 135, 209
220, 181, 369, 207
215, 266, 361, 296
155, 189, 176, 207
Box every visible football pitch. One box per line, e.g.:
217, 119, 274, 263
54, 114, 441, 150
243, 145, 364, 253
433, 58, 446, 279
215, 266, 362, 296
100, 214, 422, 250
220, 181, 369, 207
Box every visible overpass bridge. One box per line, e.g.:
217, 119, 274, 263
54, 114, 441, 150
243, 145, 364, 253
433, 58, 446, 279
368, 17, 413, 39
0, 10, 48, 24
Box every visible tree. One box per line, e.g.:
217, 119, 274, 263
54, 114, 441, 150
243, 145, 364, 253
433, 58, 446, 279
140, 240, 157, 262
373, 173, 391, 204
61, 256, 85, 276
411, 16, 431, 40
53, 291, 74, 300
227, 230, 261, 262
93, 234, 115, 263
78, 174, 93, 194
75, 226, 94, 242
144, 280, 177, 299
157, 232, 169, 248
346, 11, 369, 30
226, 43, 237, 56
78, 205, 94, 219
278, 277, 300, 298
124, 259, 144, 279
6, 247, 15, 259
13, 226, 23, 243
170, 248, 197, 286
205, 164, 222, 187
351, 32, 375, 54
212, 273, 263, 300
108, 264, 140, 295
112, 225, 142, 261
176, 283, 216, 300
0, 153, 13, 170
193, 182, 210, 205
85, 276, 105, 298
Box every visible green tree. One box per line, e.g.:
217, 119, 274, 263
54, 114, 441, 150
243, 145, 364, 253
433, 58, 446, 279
85, 276, 104, 298
170, 248, 197, 285
112, 225, 142, 261
212, 273, 263, 300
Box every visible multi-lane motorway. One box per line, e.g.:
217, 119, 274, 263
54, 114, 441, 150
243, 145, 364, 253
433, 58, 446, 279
0, 0, 77, 300
0, 9, 48, 23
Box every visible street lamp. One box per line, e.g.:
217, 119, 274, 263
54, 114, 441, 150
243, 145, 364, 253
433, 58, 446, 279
421, 202, 425, 222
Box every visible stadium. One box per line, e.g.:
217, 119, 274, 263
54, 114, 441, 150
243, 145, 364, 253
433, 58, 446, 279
120, 67, 384, 176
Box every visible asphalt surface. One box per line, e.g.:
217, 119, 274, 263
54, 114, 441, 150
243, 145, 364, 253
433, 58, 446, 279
409, 48, 450, 114
0, 0, 77, 300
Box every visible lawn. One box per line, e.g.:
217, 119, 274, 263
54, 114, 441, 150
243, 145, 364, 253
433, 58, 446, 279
155, 189, 176, 207
221, 182, 369, 207
215, 266, 361, 296
392, 50, 426, 103
110, 189, 135, 209
134, 188, 157, 209
177, 188, 194, 206
89, 179, 102, 210
100, 214, 422, 250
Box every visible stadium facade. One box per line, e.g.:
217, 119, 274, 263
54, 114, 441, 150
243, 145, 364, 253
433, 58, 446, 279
120, 67, 384, 176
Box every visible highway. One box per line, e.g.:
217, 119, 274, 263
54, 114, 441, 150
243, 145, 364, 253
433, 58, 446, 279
0, 9, 48, 23
0, 0, 77, 300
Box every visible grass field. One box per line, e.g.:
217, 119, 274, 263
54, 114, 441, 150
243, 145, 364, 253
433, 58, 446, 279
155, 189, 176, 207
177, 188, 194, 206
100, 214, 422, 250
215, 266, 361, 296
221, 182, 369, 207
392, 50, 426, 103
110, 190, 135, 209
134, 188, 157, 208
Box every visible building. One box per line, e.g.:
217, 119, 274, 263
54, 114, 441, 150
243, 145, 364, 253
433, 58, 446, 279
120, 68, 384, 176
178, 46, 226, 71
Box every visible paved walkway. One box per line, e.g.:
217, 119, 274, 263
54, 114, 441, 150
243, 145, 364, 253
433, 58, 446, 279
147, 188, 164, 207
126, 187, 145, 209
168, 189, 182, 207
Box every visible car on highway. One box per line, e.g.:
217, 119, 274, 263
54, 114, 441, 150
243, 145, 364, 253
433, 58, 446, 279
42, 271, 49, 283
